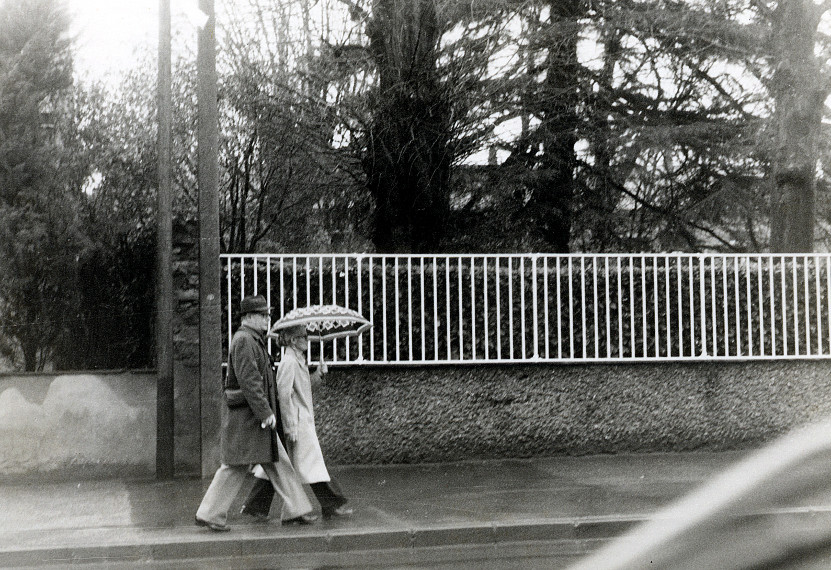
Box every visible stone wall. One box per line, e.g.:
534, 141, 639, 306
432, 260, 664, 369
171, 225, 202, 475
0, 372, 155, 480
2, 360, 831, 480
312, 360, 831, 464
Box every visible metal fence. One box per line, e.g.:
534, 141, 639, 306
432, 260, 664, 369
222, 253, 831, 365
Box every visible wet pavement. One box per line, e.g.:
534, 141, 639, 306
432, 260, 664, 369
2, 450, 828, 567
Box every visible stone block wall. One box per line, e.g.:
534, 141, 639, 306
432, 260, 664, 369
172, 255, 201, 475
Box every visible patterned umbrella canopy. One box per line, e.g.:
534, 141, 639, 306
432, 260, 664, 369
268, 304, 372, 341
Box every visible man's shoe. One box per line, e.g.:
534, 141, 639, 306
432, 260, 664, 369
323, 505, 354, 519
282, 513, 318, 525
195, 516, 230, 532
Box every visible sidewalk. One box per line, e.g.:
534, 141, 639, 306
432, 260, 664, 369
0, 450, 818, 568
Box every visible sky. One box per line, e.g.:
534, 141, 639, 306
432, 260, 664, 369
67, 0, 157, 80
67, 0, 209, 82
63, 0, 529, 166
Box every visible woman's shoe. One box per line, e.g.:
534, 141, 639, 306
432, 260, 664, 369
239, 504, 269, 521
323, 505, 354, 519
282, 513, 318, 525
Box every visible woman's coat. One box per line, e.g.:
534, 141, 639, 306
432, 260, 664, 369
221, 325, 280, 465
276, 346, 330, 483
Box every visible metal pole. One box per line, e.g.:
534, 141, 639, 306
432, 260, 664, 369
197, 0, 222, 478
155, 0, 174, 480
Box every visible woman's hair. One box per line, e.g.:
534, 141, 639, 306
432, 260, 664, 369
277, 324, 307, 347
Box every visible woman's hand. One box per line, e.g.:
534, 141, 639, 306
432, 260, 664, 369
311, 358, 328, 386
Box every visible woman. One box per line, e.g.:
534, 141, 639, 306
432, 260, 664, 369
275, 324, 352, 518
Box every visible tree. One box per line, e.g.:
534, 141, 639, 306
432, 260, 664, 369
0, 0, 85, 371
579, 0, 769, 252
219, 0, 372, 253
761, 0, 831, 252
513, 0, 582, 252
322, 0, 519, 253
60, 57, 193, 371
359, 0, 452, 252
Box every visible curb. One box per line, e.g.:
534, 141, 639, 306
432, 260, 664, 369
0, 517, 645, 567
9, 510, 831, 567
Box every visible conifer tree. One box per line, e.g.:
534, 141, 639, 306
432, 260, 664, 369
0, 0, 84, 371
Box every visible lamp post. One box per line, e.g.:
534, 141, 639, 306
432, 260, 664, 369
197, 0, 222, 478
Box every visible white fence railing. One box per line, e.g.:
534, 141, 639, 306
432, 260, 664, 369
222, 253, 831, 365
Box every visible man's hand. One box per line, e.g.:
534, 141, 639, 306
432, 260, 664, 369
286, 430, 298, 443
319, 359, 328, 375
261, 414, 277, 429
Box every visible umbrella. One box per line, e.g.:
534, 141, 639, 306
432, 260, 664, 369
268, 304, 372, 341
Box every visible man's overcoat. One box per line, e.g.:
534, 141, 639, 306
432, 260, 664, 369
221, 324, 279, 465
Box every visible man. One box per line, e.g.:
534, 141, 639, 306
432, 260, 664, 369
195, 295, 316, 531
